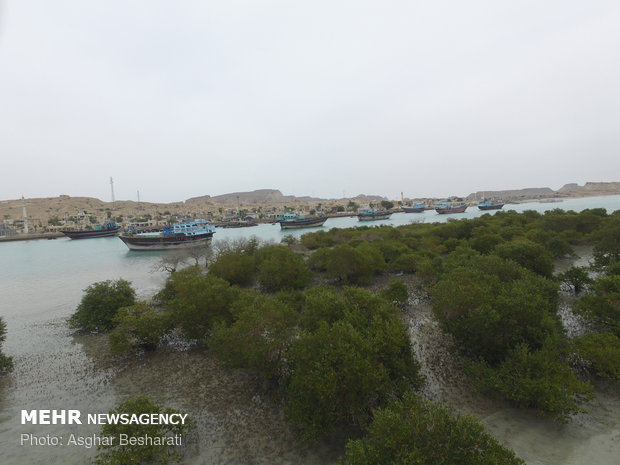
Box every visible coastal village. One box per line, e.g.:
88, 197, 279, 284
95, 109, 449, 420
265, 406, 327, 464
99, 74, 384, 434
1, 182, 619, 239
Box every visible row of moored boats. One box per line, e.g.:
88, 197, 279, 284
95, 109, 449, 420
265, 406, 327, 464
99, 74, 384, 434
60, 200, 504, 250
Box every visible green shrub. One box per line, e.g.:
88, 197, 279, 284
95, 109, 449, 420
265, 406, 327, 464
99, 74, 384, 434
255, 245, 312, 292
592, 215, 620, 270
379, 279, 408, 308
377, 240, 411, 263
285, 288, 421, 439
109, 302, 173, 354
432, 265, 560, 365
322, 243, 385, 285
558, 266, 593, 295
299, 286, 346, 331
575, 274, 620, 336
157, 267, 240, 339
469, 340, 594, 422
0, 317, 13, 373
209, 249, 256, 286
493, 239, 554, 278
469, 232, 504, 255
339, 392, 525, 465
95, 396, 194, 465
573, 332, 620, 381
210, 295, 298, 382
70, 279, 136, 331
386, 252, 417, 273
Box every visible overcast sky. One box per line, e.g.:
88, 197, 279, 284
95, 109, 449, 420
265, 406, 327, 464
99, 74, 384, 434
1, 1, 619, 203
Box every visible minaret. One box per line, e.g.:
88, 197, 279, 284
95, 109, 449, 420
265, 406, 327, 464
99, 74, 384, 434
21, 196, 29, 234
110, 177, 115, 209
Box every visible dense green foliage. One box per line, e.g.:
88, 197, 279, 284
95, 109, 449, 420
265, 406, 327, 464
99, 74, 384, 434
210, 294, 298, 381
86, 207, 618, 461
571, 269, 620, 381
308, 242, 385, 284
254, 245, 312, 292
208, 249, 256, 286
469, 340, 594, 420
70, 279, 136, 331
574, 332, 620, 381
285, 287, 422, 439
95, 396, 194, 465
432, 255, 560, 364
0, 317, 13, 373
339, 392, 525, 465
558, 266, 594, 294
155, 266, 242, 339
592, 213, 620, 269
379, 279, 409, 308
575, 274, 620, 336
109, 302, 174, 354
493, 239, 554, 277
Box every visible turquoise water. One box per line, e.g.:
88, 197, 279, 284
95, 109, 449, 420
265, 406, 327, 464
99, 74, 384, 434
0, 195, 619, 464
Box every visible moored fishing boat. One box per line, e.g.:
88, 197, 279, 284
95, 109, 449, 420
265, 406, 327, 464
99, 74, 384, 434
277, 212, 327, 230
357, 209, 391, 221
477, 200, 505, 210
60, 221, 120, 239
402, 202, 426, 213
434, 201, 468, 214
119, 219, 215, 251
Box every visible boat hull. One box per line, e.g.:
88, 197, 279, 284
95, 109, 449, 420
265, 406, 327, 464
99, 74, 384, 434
60, 227, 120, 239
435, 206, 467, 214
402, 207, 425, 213
358, 213, 391, 221
478, 204, 504, 210
119, 232, 214, 251
280, 218, 327, 229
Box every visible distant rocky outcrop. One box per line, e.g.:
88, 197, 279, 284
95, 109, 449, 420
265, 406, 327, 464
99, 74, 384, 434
186, 189, 386, 205
466, 187, 555, 201
557, 183, 580, 193
466, 182, 620, 202
571, 182, 620, 196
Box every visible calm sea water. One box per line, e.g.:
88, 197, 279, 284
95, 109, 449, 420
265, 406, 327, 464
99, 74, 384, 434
1, 195, 619, 464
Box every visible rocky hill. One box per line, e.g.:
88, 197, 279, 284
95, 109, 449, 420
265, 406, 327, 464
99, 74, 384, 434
186, 189, 386, 205
466, 182, 620, 201
565, 182, 620, 196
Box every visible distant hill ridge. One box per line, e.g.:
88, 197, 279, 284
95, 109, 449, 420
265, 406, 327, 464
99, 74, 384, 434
466, 182, 620, 201
186, 189, 386, 205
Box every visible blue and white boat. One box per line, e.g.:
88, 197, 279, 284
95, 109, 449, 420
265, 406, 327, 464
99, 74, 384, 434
402, 202, 426, 213
357, 209, 391, 221
477, 200, 505, 210
119, 219, 215, 251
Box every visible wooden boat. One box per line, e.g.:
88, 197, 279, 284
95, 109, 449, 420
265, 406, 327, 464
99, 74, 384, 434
60, 221, 120, 239
119, 219, 215, 251
357, 209, 391, 221
434, 201, 467, 214
477, 200, 505, 210
277, 212, 327, 230
402, 202, 426, 213
219, 219, 259, 228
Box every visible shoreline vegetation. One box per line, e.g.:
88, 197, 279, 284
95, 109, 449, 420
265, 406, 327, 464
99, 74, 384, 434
59, 206, 619, 464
